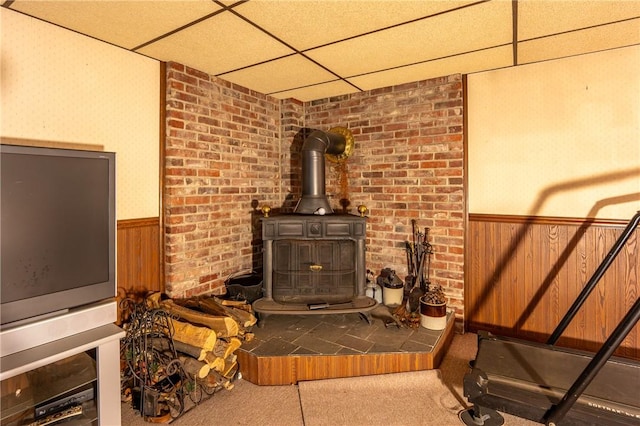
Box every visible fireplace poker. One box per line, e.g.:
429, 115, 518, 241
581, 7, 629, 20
307, 301, 356, 310
422, 228, 433, 289
405, 241, 415, 283
416, 231, 424, 269
405, 241, 413, 276
411, 219, 417, 257
416, 250, 427, 290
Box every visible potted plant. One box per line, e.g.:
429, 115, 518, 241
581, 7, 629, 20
419, 285, 447, 330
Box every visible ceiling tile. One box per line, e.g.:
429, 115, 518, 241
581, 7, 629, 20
8, 0, 221, 49
518, 0, 640, 41
518, 19, 640, 65
5, 0, 636, 101
304, 0, 513, 77
137, 11, 295, 75
348, 45, 514, 90
233, 0, 477, 51
220, 54, 343, 94
270, 80, 359, 102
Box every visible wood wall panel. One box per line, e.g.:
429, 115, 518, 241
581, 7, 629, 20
466, 214, 638, 360
117, 217, 162, 295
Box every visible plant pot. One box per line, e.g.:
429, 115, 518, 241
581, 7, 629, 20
419, 296, 447, 330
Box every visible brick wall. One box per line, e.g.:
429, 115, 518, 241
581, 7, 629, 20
164, 63, 465, 316
164, 62, 281, 298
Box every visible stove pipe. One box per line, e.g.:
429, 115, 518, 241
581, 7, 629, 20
294, 129, 346, 215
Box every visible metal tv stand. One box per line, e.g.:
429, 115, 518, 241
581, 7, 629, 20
1, 323, 125, 426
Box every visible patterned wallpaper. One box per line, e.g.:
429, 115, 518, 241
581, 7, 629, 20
1, 8, 160, 220
467, 46, 640, 220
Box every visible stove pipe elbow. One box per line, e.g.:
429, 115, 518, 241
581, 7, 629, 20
294, 129, 347, 214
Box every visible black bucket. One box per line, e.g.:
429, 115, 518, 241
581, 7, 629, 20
225, 271, 263, 303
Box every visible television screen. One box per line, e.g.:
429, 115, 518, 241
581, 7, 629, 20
0, 144, 116, 326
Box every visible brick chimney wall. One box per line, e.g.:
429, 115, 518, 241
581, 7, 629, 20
301, 76, 465, 313
164, 62, 464, 316
164, 62, 282, 298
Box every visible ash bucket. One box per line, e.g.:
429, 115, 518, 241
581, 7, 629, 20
225, 271, 263, 303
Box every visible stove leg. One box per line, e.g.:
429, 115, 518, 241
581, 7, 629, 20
256, 312, 268, 328
359, 312, 372, 324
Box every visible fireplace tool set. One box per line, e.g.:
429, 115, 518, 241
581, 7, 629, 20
370, 221, 438, 328
405, 219, 434, 303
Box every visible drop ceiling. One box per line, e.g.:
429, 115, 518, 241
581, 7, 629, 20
3, 0, 639, 101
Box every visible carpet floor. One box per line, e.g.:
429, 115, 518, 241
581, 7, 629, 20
121, 332, 538, 425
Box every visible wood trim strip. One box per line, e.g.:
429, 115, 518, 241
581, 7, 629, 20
159, 61, 167, 298
117, 217, 159, 229
469, 213, 627, 227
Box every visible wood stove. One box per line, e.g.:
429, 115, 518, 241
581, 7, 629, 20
253, 214, 376, 318
253, 127, 377, 320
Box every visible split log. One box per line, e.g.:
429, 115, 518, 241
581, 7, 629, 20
178, 355, 210, 379
205, 368, 236, 391
218, 297, 256, 316
175, 297, 226, 318
178, 297, 256, 329
168, 318, 217, 353
149, 337, 211, 363
161, 299, 239, 338
145, 337, 172, 353
146, 292, 163, 308
219, 299, 249, 308
221, 360, 238, 379
208, 337, 243, 360
202, 352, 225, 372
150, 330, 240, 369
173, 340, 204, 360
212, 297, 257, 328
221, 337, 242, 360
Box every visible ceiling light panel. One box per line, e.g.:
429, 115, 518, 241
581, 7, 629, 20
518, 0, 640, 41
233, 0, 477, 51
8, 0, 222, 50
137, 11, 295, 75
304, 0, 512, 78
518, 19, 640, 64
220, 54, 342, 94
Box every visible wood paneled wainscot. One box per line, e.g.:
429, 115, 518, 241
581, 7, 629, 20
466, 214, 638, 360
117, 217, 162, 296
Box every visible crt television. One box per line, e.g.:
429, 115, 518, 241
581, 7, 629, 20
1, 143, 116, 327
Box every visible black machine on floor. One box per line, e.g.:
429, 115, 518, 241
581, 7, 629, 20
461, 211, 640, 426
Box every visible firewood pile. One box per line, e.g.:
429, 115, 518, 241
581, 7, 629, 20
119, 291, 256, 423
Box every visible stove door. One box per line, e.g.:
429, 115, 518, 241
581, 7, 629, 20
272, 239, 356, 304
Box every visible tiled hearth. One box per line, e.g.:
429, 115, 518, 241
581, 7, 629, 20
237, 310, 455, 385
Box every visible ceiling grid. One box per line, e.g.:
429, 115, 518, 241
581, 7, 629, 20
3, 0, 639, 101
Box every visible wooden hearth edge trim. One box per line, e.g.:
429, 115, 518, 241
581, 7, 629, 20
237, 315, 456, 386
